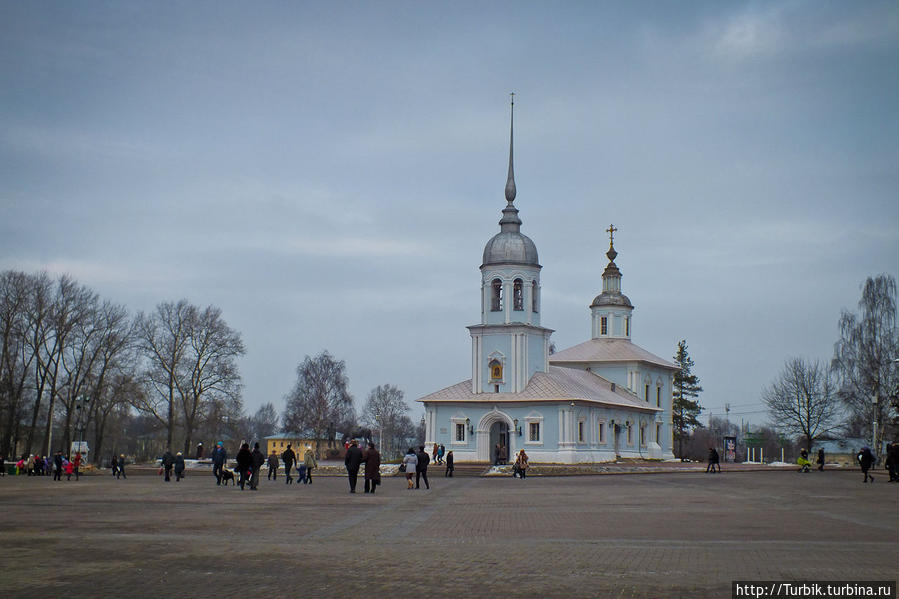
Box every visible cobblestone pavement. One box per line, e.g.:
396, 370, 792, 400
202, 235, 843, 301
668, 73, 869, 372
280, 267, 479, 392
1, 469, 896, 598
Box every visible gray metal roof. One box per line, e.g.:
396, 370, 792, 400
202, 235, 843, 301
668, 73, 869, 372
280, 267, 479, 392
419, 365, 659, 412
482, 229, 539, 267
549, 338, 678, 370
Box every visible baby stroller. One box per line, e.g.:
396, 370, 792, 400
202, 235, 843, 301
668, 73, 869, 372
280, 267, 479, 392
797, 449, 811, 473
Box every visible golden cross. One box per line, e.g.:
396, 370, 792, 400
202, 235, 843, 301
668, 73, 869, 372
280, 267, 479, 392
606, 224, 618, 245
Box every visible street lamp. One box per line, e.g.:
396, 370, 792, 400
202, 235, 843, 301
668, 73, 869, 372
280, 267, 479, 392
420, 415, 426, 444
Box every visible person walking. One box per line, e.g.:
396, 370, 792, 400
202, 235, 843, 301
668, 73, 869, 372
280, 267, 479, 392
117, 454, 127, 479
363, 442, 381, 494
64, 458, 74, 480
267, 451, 279, 481
402, 447, 417, 490
706, 447, 720, 473
432, 442, 438, 464
514, 449, 529, 479
281, 444, 296, 485
344, 439, 363, 493
887, 442, 899, 482
303, 446, 317, 484
53, 451, 63, 481
236, 443, 252, 490
797, 449, 811, 473
857, 446, 875, 483
174, 452, 186, 482
161, 450, 174, 482
110, 455, 118, 478
445, 450, 454, 477
250, 443, 265, 490
437, 444, 445, 465
211, 441, 227, 485
817, 448, 825, 471
415, 445, 430, 490
72, 452, 82, 481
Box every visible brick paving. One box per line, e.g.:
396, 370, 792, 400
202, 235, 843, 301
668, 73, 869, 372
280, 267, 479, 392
0, 469, 896, 598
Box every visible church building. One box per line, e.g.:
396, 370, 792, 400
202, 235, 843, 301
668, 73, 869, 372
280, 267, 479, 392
418, 103, 678, 463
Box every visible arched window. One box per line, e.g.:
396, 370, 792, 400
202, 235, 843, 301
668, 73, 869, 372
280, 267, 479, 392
491, 279, 503, 311
488, 359, 503, 381
513, 279, 523, 311
532, 280, 539, 312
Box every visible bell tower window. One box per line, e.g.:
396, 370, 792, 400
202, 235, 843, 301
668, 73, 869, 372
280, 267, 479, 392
513, 279, 523, 311
491, 279, 503, 311
532, 280, 539, 312
600, 316, 608, 335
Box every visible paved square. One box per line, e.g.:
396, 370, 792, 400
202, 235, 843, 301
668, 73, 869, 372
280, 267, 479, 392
1, 469, 896, 598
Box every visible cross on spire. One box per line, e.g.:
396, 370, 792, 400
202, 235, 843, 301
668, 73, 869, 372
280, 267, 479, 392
606, 224, 618, 246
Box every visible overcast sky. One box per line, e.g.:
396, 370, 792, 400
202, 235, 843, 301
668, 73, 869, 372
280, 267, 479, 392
2, 1, 897, 428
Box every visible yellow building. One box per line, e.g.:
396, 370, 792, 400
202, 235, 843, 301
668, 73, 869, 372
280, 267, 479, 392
264, 433, 316, 457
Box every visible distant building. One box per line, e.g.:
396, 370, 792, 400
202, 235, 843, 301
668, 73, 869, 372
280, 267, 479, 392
264, 433, 346, 459
418, 102, 677, 463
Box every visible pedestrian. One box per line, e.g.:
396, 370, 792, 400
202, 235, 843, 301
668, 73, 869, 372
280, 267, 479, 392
817, 448, 825, 471
495, 442, 502, 466
0, 454, 4, 476
344, 439, 363, 493
303, 446, 317, 484
72, 451, 82, 481
432, 442, 438, 464
33, 455, 43, 476
500, 444, 508, 465
250, 443, 264, 490
706, 447, 721, 473
267, 450, 279, 481
415, 445, 430, 490
363, 442, 381, 494
64, 458, 74, 480
174, 452, 186, 481
402, 447, 417, 490
161, 450, 174, 482
437, 444, 445, 465
857, 446, 875, 483
514, 449, 529, 479
797, 449, 811, 473
887, 442, 899, 482
117, 454, 127, 479
236, 442, 252, 490
26, 454, 34, 476
211, 441, 227, 485
110, 454, 118, 478
53, 451, 63, 481
281, 444, 296, 485
445, 450, 454, 477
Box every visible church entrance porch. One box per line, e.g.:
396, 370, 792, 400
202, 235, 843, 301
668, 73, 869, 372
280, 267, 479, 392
490, 422, 510, 465
475, 410, 514, 463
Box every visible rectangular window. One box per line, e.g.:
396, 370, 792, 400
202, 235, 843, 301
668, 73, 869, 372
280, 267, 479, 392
455, 423, 465, 442
656, 387, 661, 407
600, 317, 608, 335
625, 317, 629, 336
529, 422, 540, 442
626, 424, 633, 445
598, 421, 605, 444
644, 384, 649, 402
640, 424, 646, 446
577, 421, 584, 443
656, 423, 661, 444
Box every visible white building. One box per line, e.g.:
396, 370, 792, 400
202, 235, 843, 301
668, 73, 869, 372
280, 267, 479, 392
418, 103, 677, 463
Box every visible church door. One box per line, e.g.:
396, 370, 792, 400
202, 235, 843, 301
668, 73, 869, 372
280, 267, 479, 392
489, 422, 510, 464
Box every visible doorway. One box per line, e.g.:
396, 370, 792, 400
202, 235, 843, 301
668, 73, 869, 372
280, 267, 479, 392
490, 421, 509, 464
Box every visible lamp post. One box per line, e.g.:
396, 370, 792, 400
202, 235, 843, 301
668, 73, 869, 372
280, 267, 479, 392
420, 415, 426, 445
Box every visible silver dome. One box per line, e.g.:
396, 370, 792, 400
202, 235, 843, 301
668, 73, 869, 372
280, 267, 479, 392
590, 291, 633, 308
482, 231, 539, 267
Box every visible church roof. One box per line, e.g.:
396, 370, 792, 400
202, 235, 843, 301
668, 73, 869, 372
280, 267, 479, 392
549, 338, 678, 371
419, 365, 659, 412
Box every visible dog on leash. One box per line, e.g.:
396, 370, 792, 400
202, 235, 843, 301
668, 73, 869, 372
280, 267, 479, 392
220, 468, 237, 486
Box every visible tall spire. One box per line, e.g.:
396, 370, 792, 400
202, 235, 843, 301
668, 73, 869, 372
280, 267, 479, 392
504, 92, 516, 204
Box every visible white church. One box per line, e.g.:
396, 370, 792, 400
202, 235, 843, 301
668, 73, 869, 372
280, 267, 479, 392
419, 104, 678, 463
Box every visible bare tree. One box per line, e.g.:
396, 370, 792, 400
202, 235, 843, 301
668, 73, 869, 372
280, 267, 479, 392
249, 402, 279, 444
832, 274, 898, 452
361, 384, 409, 459
763, 357, 839, 451
282, 351, 354, 456
179, 305, 244, 455
0, 271, 36, 457
134, 300, 192, 451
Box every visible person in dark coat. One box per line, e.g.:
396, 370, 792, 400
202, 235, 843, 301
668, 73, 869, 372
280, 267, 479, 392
174, 452, 186, 481
267, 451, 279, 481
344, 439, 363, 493
816, 448, 825, 471
235, 443, 252, 490
886, 442, 899, 482
445, 450, 454, 477
117, 454, 127, 479
362, 443, 381, 494
211, 442, 227, 485
53, 451, 63, 481
281, 444, 296, 485
415, 445, 430, 489
110, 454, 119, 477
706, 448, 720, 473
250, 443, 265, 490
857, 446, 875, 483
161, 450, 174, 482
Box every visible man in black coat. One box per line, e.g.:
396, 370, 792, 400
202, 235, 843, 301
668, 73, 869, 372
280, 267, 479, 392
281, 444, 296, 485
250, 443, 265, 490
236, 443, 252, 490
161, 450, 174, 482
416, 445, 430, 489
344, 439, 363, 493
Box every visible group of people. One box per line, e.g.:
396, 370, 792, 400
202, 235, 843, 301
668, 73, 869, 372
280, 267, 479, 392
430, 442, 446, 464
2, 451, 84, 480
220, 441, 318, 490
343, 439, 380, 493
401, 444, 433, 490
857, 443, 899, 483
